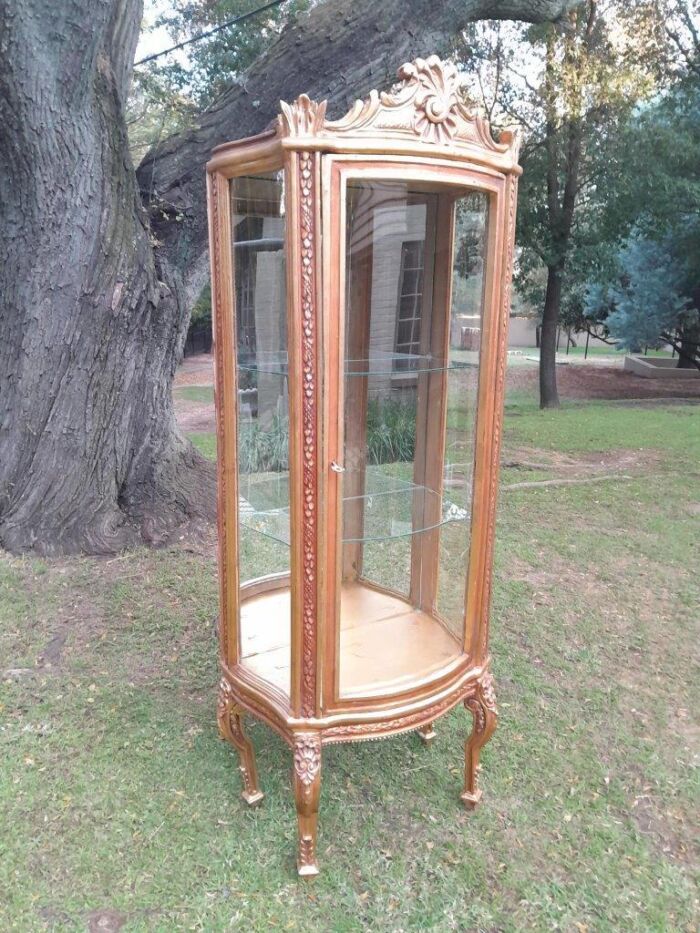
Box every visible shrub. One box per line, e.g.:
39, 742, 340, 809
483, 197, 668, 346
238, 397, 418, 473
239, 413, 289, 473
366, 397, 416, 465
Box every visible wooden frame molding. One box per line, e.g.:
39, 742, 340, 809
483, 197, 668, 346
206, 55, 520, 877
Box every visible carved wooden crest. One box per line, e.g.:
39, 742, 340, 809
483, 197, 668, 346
279, 55, 516, 156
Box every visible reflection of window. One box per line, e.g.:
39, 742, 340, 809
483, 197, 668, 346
235, 215, 264, 352
394, 240, 425, 371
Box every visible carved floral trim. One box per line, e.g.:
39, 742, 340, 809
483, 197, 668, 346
298, 151, 318, 718
324, 683, 473, 743
480, 176, 518, 656
211, 175, 229, 662
294, 733, 321, 785
480, 670, 497, 713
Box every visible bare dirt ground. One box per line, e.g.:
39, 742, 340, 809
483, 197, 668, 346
175, 355, 214, 387
174, 401, 216, 434
505, 359, 700, 401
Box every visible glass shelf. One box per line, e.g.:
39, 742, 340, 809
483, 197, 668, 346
237, 350, 478, 377
237, 467, 469, 546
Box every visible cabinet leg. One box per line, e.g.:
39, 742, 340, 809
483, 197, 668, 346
293, 733, 322, 877
461, 671, 498, 809
217, 678, 264, 806
417, 722, 436, 747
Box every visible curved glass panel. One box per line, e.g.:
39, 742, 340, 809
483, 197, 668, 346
337, 180, 489, 698
230, 171, 291, 697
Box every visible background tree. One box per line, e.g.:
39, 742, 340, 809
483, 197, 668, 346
147, 0, 311, 107
127, 67, 196, 164
128, 0, 312, 161
458, 0, 675, 406
583, 70, 700, 367
0, 0, 579, 555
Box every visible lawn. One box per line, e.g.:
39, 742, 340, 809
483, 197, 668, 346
1, 396, 698, 931
174, 385, 215, 404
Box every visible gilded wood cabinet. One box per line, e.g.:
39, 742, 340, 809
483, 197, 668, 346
207, 56, 520, 876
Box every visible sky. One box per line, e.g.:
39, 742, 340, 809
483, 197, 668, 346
135, 0, 190, 66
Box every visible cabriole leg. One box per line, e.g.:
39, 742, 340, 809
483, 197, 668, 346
461, 671, 498, 809
293, 733, 322, 877
417, 721, 436, 747
217, 678, 264, 806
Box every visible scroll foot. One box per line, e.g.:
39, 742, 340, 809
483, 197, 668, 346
217, 678, 264, 806
461, 671, 497, 809
417, 722, 436, 747
293, 732, 322, 877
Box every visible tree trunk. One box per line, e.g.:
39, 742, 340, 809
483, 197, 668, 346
0, 0, 215, 555
540, 265, 562, 408
677, 323, 700, 369
0, 0, 579, 555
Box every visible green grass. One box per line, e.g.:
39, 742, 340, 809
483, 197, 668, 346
190, 432, 216, 460
507, 399, 700, 458
1, 397, 699, 930
175, 385, 215, 403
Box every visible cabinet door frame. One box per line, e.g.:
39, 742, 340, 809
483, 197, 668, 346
320, 155, 508, 714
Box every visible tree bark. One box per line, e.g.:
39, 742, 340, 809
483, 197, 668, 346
677, 323, 700, 369
535, 2, 593, 408
540, 265, 562, 408
0, 0, 215, 555
0, 0, 579, 555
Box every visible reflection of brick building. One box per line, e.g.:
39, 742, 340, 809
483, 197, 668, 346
232, 180, 487, 406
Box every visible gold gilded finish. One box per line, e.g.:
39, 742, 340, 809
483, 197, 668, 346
293, 733, 322, 876
461, 671, 498, 808
206, 55, 520, 876
217, 678, 264, 806
417, 722, 436, 747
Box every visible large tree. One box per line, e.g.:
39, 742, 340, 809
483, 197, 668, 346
458, 0, 676, 406
584, 73, 700, 367
0, 0, 580, 555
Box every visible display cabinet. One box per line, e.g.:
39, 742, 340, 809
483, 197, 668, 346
207, 56, 520, 876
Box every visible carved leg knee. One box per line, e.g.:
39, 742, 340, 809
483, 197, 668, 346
417, 721, 436, 747
217, 678, 264, 806
461, 671, 498, 809
293, 733, 322, 877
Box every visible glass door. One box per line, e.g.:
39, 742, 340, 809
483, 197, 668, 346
336, 178, 490, 699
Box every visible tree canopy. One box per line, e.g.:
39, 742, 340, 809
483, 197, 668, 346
456, 0, 699, 403
578, 29, 700, 367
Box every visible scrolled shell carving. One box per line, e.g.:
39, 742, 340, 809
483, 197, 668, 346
216, 676, 234, 729
465, 671, 498, 734
397, 56, 462, 144
279, 54, 515, 155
